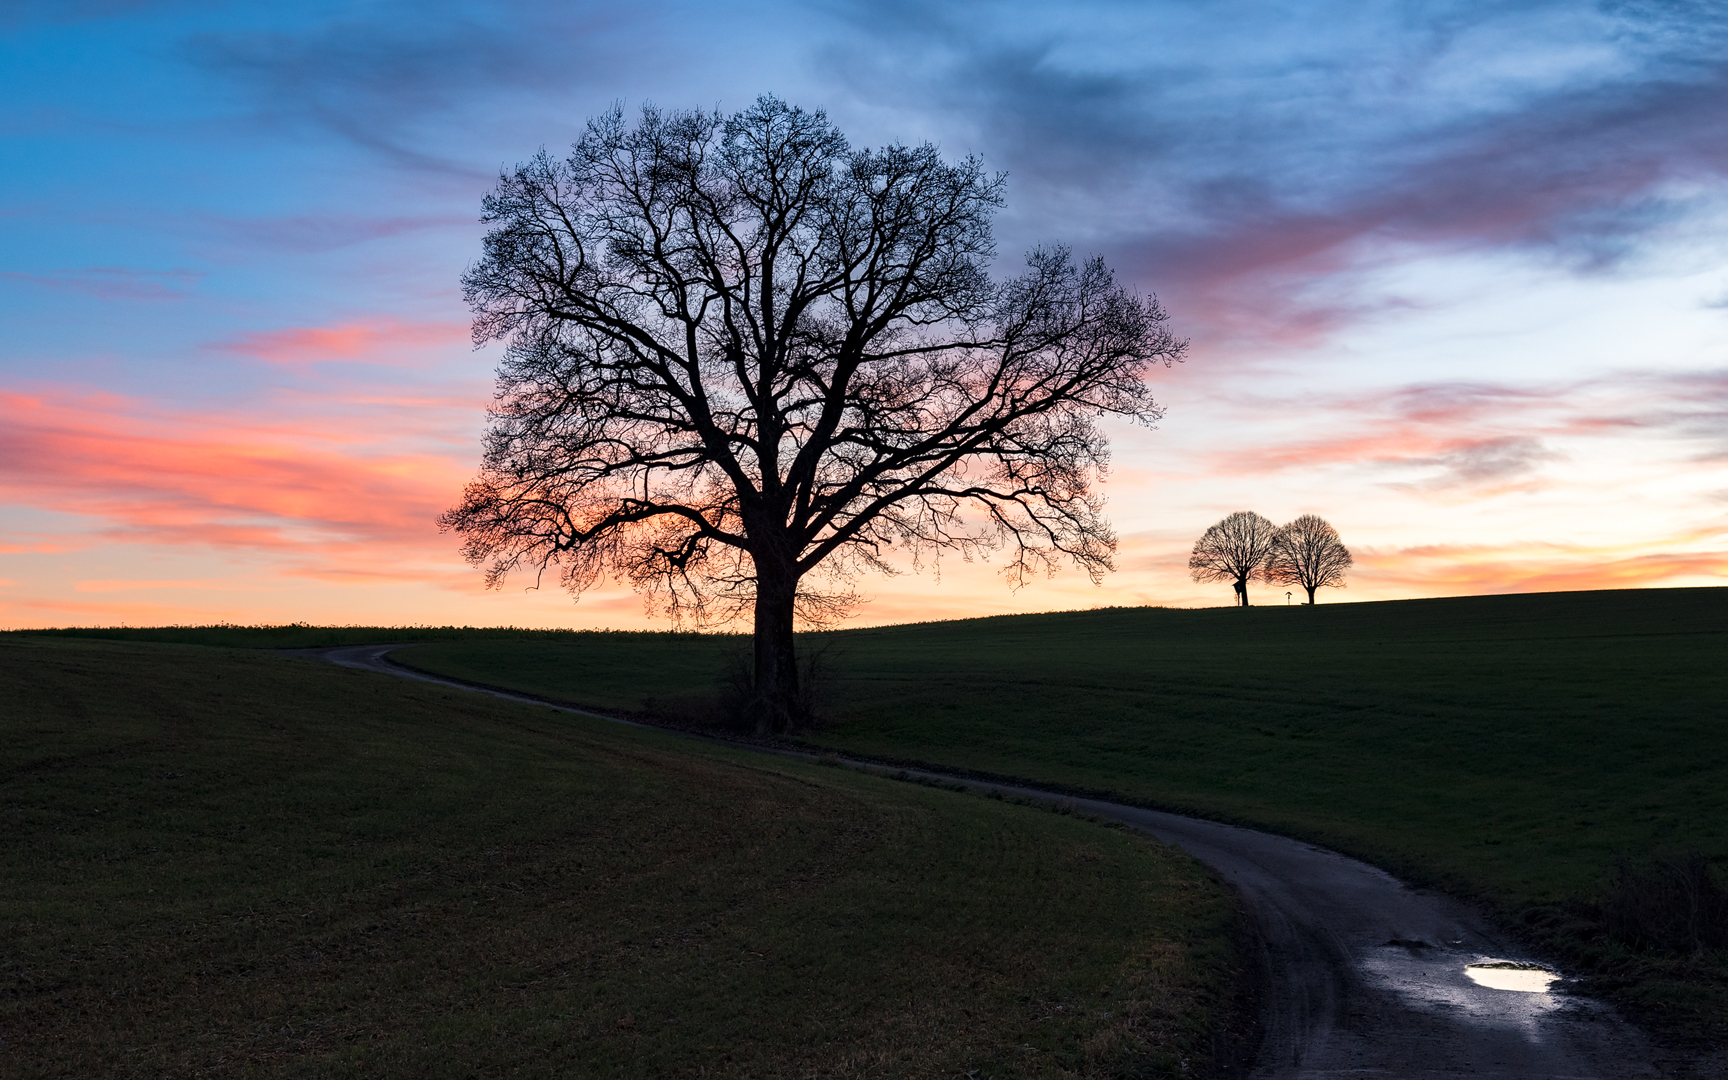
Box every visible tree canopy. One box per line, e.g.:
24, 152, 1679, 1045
1188, 511, 1279, 606
441, 97, 1186, 730
1265, 514, 1353, 604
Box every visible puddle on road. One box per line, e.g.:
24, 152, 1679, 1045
1465, 962, 1559, 993
1364, 946, 1566, 1025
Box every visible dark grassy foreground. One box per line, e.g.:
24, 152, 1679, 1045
0, 637, 1245, 1079
370, 587, 1728, 1044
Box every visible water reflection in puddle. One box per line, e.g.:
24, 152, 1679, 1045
1361, 945, 1573, 1032
1465, 963, 1559, 993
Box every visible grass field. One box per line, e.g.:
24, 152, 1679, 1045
0, 636, 1243, 1078
369, 587, 1728, 1041
26, 586, 1728, 1042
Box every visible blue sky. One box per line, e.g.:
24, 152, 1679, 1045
3, 0, 1725, 626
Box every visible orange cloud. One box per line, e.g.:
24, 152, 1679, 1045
4, 350, 1722, 630
0, 541, 76, 554
74, 579, 254, 593
1356, 534, 1728, 596
0, 388, 470, 578
0, 592, 260, 625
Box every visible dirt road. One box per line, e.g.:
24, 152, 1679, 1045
306, 643, 1701, 1079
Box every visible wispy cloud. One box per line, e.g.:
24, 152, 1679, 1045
0, 387, 470, 577
215, 318, 470, 366
1387, 436, 1562, 491
0, 266, 202, 300
201, 211, 467, 255
0, 541, 77, 554
823, 1, 1728, 342
179, 2, 666, 173
74, 577, 248, 592
4, 1, 1726, 627
1358, 533, 1728, 595
1205, 367, 1728, 493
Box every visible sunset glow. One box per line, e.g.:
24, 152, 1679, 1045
3, 2, 1724, 628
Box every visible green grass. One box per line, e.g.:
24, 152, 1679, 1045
375, 587, 1728, 1041
0, 636, 1242, 1078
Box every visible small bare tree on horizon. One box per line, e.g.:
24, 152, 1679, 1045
1265, 514, 1353, 604
440, 96, 1187, 733
1188, 511, 1280, 606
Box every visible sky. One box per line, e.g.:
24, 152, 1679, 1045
2, 0, 1726, 629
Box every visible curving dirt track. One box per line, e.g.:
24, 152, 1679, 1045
304, 644, 1704, 1079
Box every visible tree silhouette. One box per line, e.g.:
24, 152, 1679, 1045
441, 97, 1186, 732
1188, 511, 1279, 606
1265, 514, 1353, 604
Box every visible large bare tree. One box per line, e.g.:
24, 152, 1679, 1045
1188, 511, 1279, 607
1265, 514, 1353, 604
442, 97, 1185, 732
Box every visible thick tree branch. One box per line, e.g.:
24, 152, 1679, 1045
444, 97, 1186, 730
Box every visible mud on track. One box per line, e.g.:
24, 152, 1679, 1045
300, 644, 1708, 1079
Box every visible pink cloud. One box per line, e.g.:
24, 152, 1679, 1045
1109, 71, 1728, 352
3, 351, 1721, 628
217, 318, 470, 365
0, 388, 471, 574
1198, 368, 1728, 494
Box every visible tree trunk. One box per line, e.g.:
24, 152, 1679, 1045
750, 552, 801, 735
1306, 585, 1317, 605
1236, 577, 1250, 607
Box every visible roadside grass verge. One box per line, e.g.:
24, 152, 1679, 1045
375, 587, 1728, 1044
0, 636, 1242, 1078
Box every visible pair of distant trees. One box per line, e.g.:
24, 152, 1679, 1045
1189, 512, 1352, 606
